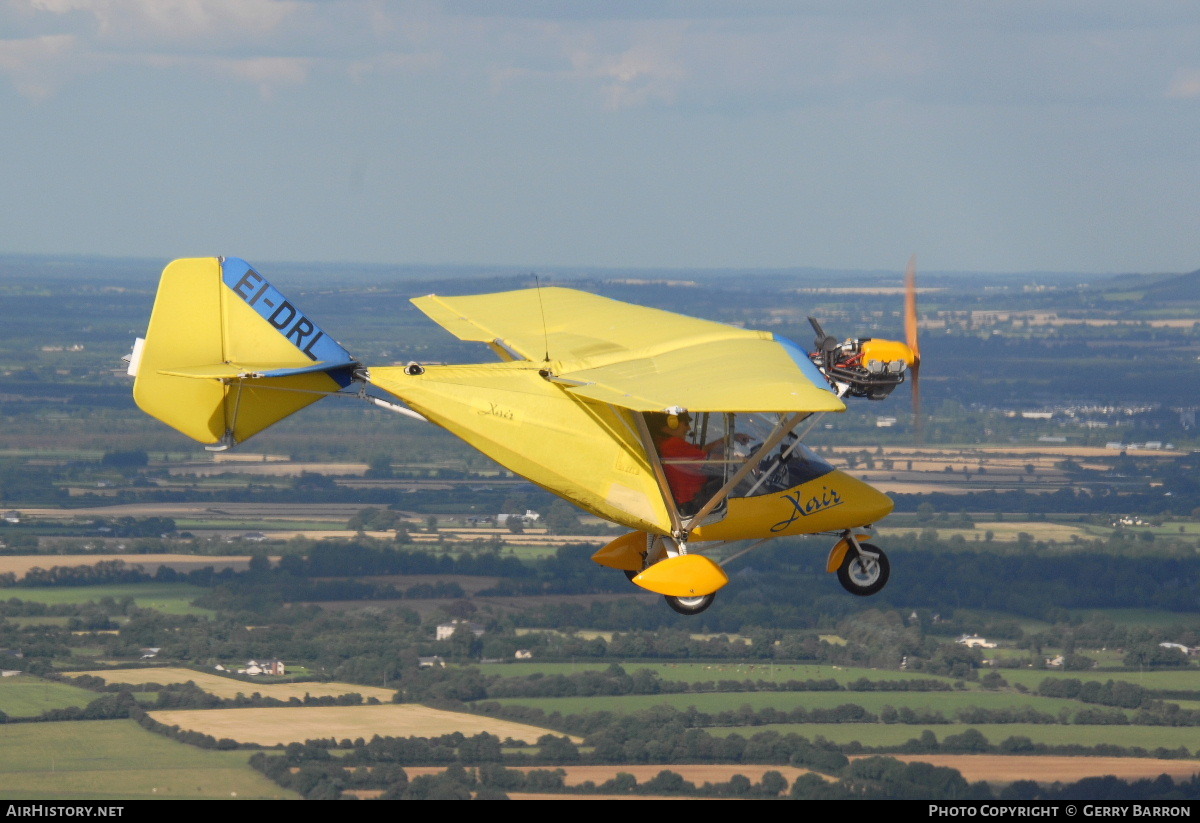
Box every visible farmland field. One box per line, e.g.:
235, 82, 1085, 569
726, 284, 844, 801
405, 763, 822, 785
0, 583, 210, 615
0, 720, 296, 800
706, 723, 1200, 751
998, 668, 1200, 691
0, 554, 255, 579
486, 689, 1096, 717
0, 674, 100, 718
69, 667, 398, 702
147, 704, 577, 746
477, 661, 962, 685
881, 755, 1200, 784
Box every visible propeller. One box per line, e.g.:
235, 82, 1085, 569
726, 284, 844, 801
903, 254, 922, 442
808, 316, 840, 370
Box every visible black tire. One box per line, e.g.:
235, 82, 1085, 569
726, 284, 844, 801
624, 569, 639, 583
836, 543, 890, 596
664, 593, 716, 615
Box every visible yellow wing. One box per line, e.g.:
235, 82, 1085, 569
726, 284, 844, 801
367, 362, 673, 533
412, 287, 844, 414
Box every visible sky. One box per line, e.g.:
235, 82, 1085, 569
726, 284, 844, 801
2, 1, 1199, 275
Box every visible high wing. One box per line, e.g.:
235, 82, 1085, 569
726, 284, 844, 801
412, 287, 845, 413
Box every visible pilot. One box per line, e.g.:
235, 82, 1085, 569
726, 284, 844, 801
648, 412, 723, 514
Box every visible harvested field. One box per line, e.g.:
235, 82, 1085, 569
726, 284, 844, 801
506, 793, 705, 800
169, 461, 368, 477
405, 764, 820, 786
70, 668, 397, 702
0, 554, 256, 579
883, 755, 1200, 784
17, 502, 362, 521
147, 704, 576, 746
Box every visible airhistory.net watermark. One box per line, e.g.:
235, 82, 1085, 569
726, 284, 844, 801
5, 807, 124, 818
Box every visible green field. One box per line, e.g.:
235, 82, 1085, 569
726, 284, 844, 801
478, 661, 963, 686
706, 723, 1200, 753
2, 616, 71, 627
0, 584, 211, 615
487, 689, 1098, 718
0, 719, 297, 800
998, 667, 1200, 692
0, 675, 99, 718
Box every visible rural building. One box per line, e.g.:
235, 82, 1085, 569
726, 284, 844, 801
956, 635, 997, 649
2, 511, 19, 524
242, 659, 285, 676
514, 649, 533, 659
496, 510, 540, 525
1158, 642, 1198, 656
436, 620, 486, 641
418, 656, 446, 669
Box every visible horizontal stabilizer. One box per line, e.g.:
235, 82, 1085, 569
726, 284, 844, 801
132, 258, 358, 446
159, 361, 356, 380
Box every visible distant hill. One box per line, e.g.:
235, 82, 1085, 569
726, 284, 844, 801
1100, 268, 1200, 302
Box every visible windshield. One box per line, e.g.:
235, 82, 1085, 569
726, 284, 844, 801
645, 411, 832, 510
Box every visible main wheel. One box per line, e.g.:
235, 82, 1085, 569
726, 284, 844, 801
836, 543, 890, 596
665, 593, 715, 615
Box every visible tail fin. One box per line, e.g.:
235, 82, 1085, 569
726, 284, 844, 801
131, 257, 358, 449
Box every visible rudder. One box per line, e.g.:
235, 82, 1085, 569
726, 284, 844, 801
130, 257, 358, 448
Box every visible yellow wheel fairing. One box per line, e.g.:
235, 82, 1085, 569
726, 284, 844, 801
592, 532, 650, 571
825, 533, 876, 573
631, 554, 729, 597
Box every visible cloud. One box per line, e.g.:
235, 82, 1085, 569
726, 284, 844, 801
564, 27, 687, 109
27, 0, 297, 40
217, 55, 309, 98
0, 33, 89, 98
1166, 68, 1200, 98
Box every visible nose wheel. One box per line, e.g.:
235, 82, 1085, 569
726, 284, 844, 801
836, 542, 889, 596
665, 593, 716, 615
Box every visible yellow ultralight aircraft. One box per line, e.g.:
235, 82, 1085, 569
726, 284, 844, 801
127, 257, 921, 615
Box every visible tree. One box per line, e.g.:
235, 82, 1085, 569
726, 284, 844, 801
542, 500, 581, 535
365, 455, 394, 478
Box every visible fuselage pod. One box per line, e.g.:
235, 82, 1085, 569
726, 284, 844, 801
691, 467, 893, 542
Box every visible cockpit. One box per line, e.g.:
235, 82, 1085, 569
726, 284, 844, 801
646, 411, 835, 515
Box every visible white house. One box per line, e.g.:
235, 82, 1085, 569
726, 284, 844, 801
956, 635, 997, 649
242, 659, 285, 676
436, 620, 486, 641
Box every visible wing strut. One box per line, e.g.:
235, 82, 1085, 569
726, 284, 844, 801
633, 413, 685, 536
682, 411, 809, 535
